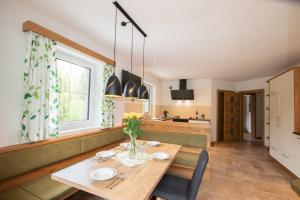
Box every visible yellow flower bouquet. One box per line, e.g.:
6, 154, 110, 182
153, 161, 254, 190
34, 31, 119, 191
123, 112, 143, 159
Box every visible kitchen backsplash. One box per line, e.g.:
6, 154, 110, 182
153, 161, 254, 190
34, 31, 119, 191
155, 105, 211, 119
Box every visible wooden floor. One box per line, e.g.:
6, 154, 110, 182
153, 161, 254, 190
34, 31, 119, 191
198, 141, 299, 200
67, 141, 299, 200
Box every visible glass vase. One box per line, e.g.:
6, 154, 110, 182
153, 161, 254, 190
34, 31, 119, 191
129, 136, 137, 159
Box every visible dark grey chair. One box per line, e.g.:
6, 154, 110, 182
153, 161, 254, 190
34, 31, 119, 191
153, 150, 209, 200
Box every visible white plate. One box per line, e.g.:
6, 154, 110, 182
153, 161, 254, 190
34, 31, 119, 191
146, 141, 161, 146
152, 152, 171, 160
90, 167, 117, 181
96, 150, 115, 158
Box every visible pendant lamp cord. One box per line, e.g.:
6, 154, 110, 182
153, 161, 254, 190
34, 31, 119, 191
142, 37, 145, 83
130, 24, 134, 80
113, 7, 117, 72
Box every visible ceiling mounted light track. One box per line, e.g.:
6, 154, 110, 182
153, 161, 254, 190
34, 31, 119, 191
104, 6, 122, 98
112, 1, 149, 100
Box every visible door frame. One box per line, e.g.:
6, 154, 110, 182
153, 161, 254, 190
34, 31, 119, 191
239, 89, 265, 144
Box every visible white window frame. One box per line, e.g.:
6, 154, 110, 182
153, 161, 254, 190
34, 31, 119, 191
56, 45, 103, 134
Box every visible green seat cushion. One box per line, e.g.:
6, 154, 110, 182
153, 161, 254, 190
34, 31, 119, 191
0, 138, 81, 181
173, 151, 200, 168
139, 130, 207, 148
21, 174, 76, 200
81, 130, 126, 153
0, 187, 40, 200
291, 179, 300, 195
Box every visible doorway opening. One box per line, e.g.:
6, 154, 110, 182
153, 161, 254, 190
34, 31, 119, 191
240, 90, 264, 143
217, 89, 264, 143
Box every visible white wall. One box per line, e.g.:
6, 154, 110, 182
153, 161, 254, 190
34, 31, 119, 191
0, 0, 161, 147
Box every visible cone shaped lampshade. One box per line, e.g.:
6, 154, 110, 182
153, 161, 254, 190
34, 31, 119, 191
104, 73, 122, 97
124, 79, 137, 98
137, 84, 149, 100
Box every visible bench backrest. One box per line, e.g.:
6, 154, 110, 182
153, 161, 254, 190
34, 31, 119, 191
139, 130, 207, 148
0, 128, 125, 181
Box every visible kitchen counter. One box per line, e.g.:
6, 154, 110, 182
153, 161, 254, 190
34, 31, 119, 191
142, 119, 211, 147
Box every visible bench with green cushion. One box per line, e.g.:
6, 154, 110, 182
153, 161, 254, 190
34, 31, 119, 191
0, 127, 208, 199
0, 128, 126, 200
291, 179, 300, 195
139, 129, 207, 169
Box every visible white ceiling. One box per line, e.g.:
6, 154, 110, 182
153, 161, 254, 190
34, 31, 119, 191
27, 0, 300, 81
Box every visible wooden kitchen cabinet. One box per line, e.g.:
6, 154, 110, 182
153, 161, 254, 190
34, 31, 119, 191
268, 67, 300, 177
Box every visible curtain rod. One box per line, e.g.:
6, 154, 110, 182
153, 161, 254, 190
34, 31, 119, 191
113, 1, 147, 37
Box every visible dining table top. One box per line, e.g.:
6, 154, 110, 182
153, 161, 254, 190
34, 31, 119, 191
51, 140, 182, 200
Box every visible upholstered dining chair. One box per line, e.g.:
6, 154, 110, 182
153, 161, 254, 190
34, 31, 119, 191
153, 150, 209, 200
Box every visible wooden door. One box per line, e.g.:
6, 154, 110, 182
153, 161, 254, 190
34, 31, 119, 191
223, 91, 241, 142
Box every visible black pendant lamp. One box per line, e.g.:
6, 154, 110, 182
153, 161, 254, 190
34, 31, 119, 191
138, 37, 149, 100
124, 24, 138, 98
104, 7, 122, 97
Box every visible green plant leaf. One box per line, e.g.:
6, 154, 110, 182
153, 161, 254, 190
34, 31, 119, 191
30, 115, 36, 120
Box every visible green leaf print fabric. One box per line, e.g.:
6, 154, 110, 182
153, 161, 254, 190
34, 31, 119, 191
20, 32, 59, 141
101, 64, 115, 128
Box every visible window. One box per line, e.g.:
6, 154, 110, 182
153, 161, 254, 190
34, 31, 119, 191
56, 46, 102, 133
57, 59, 91, 122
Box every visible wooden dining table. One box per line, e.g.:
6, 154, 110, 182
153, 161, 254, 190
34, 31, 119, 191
51, 141, 181, 200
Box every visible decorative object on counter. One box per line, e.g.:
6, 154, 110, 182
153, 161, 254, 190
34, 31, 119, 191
137, 37, 149, 100
201, 114, 205, 120
104, 6, 122, 98
123, 112, 143, 159
163, 110, 169, 118
196, 110, 199, 119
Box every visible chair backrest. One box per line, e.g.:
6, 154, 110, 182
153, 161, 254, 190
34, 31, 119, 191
187, 149, 209, 200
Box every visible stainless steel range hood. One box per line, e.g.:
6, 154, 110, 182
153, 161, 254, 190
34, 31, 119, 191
170, 79, 194, 100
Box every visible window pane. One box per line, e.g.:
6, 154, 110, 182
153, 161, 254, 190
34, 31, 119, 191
68, 93, 89, 121
57, 59, 90, 123
70, 63, 90, 93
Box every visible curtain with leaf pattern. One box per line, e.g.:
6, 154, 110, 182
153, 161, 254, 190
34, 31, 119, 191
101, 64, 115, 128
20, 32, 59, 142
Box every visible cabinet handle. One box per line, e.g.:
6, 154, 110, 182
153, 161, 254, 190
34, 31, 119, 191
281, 153, 289, 159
